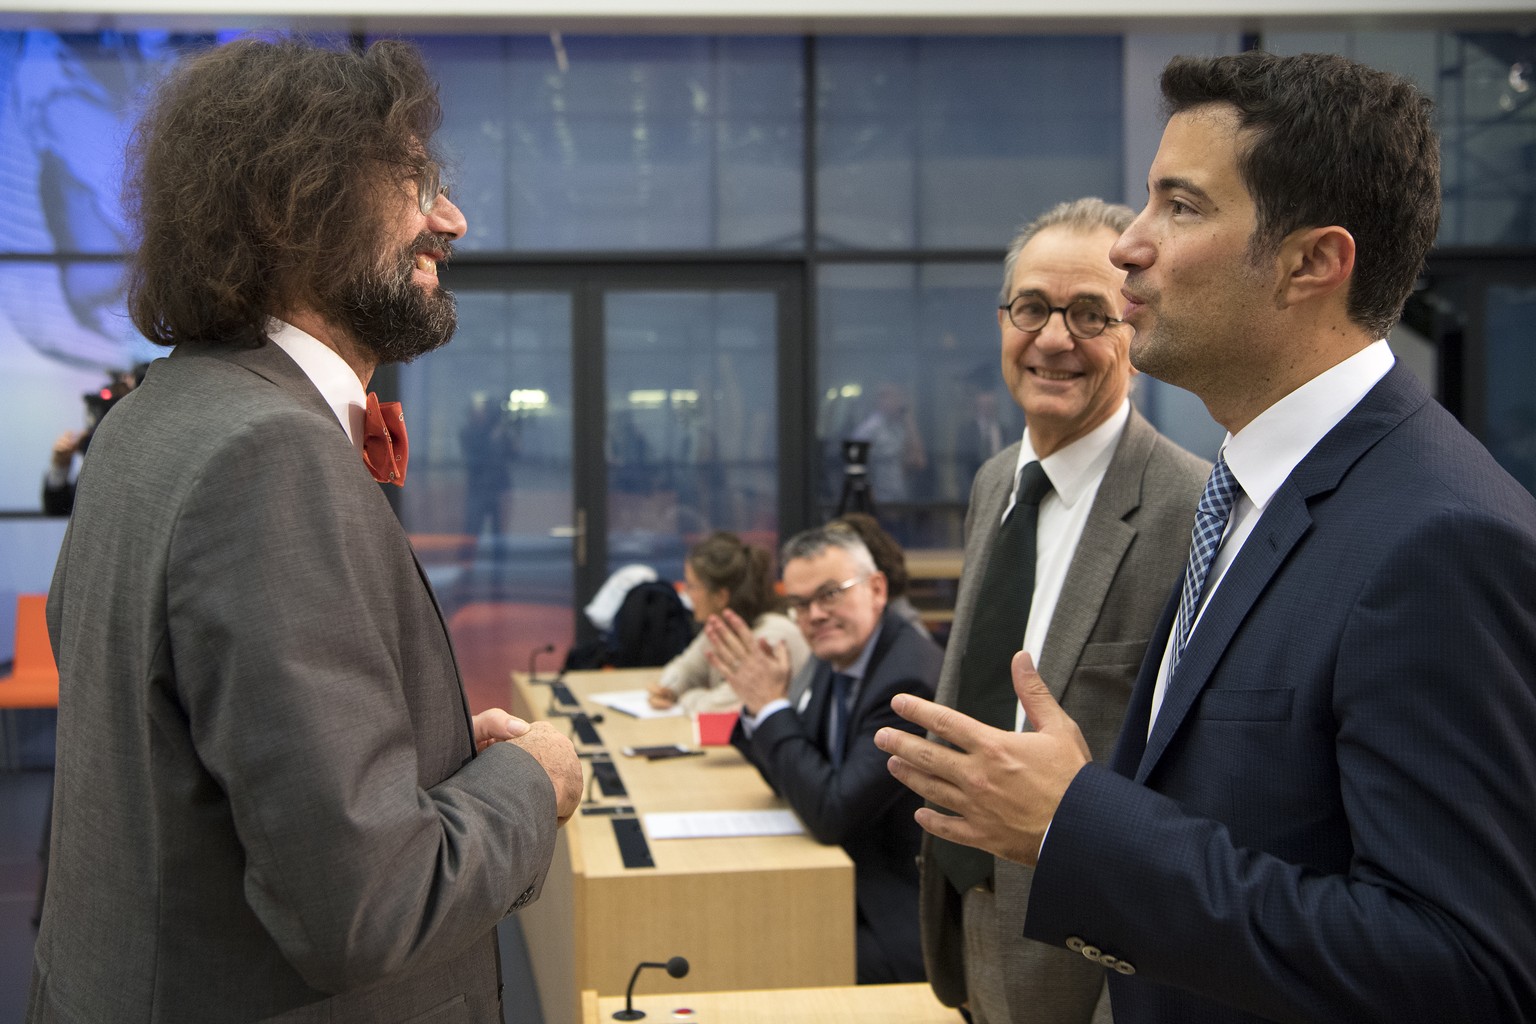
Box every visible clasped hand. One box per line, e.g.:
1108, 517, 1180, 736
874, 652, 1091, 866
703, 609, 791, 716
473, 709, 583, 825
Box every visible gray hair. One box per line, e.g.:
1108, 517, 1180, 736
780, 526, 878, 578
999, 197, 1136, 304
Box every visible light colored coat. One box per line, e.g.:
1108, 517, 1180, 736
919, 406, 1208, 1023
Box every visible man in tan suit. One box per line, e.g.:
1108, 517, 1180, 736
918, 198, 1207, 1023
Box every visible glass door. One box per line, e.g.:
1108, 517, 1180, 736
391, 262, 802, 709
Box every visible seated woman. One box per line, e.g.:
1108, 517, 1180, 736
648, 531, 810, 713
827, 512, 929, 638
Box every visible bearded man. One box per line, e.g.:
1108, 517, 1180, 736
30, 37, 581, 1023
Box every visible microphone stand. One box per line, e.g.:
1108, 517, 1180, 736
612, 956, 690, 1021
528, 643, 556, 684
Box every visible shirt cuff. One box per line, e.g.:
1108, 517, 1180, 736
741, 698, 791, 735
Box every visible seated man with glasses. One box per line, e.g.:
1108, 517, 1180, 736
704, 526, 943, 984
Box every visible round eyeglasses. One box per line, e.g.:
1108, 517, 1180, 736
417, 162, 451, 216
1000, 294, 1124, 340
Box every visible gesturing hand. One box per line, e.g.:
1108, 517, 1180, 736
874, 652, 1090, 866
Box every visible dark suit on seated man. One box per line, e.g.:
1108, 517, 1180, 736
708, 527, 943, 984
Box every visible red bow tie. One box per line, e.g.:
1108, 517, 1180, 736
362, 392, 409, 486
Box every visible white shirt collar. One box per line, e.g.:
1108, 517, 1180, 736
1222, 340, 1395, 513
1013, 398, 1130, 511
265, 318, 368, 449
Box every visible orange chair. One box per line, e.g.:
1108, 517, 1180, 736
0, 595, 60, 709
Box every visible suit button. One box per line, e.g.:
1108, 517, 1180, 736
511, 884, 536, 910
1099, 955, 1119, 969
1080, 945, 1103, 963
1066, 936, 1086, 953
1113, 960, 1136, 976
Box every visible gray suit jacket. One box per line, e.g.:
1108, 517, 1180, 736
919, 406, 1208, 1022
32, 341, 559, 1023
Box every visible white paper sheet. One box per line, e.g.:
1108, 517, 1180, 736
589, 688, 686, 719
643, 809, 805, 840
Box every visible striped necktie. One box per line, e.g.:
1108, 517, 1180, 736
1166, 456, 1240, 682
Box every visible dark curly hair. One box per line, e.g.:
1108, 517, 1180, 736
1161, 52, 1440, 339
125, 37, 443, 348
688, 532, 781, 622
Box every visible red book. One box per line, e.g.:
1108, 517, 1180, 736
694, 710, 740, 746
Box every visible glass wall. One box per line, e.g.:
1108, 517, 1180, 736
420, 34, 805, 252
604, 287, 781, 577
0, 24, 1530, 540
0, 32, 219, 514
815, 262, 1005, 547
815, 36, 1124, 250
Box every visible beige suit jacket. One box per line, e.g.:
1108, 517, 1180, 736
919, 405, 1208, 1023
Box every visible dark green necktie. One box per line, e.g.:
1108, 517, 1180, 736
934, 461, 1052, 893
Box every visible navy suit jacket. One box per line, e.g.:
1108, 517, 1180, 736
1025, 363, 1536, 1023
732, 609, 942, 983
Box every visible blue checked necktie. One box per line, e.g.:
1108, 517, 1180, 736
1167, 456, 1241, 682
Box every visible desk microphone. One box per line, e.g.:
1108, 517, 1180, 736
612, 956, 690, 1021
528, 643, 556, 683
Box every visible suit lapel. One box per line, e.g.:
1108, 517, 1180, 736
1135, 491, 1312, 781
211, 340, 480, 747
1133, 363, 1430, 782
1036, 408, 1151, 701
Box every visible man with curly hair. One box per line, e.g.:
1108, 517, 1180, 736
31, 37, 581, 1022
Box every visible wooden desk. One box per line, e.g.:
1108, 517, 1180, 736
902, 548, 964, 630
513, 669, 855, 1024
580, 982, 957, 1023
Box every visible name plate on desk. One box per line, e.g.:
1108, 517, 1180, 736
611, 817, 655, 869
590, 758, 628, 799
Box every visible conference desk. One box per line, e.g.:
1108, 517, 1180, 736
511, 669, 856, 1024
580, 982, 956, 1023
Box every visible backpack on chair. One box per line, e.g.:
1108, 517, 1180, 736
606, 580, 696, 668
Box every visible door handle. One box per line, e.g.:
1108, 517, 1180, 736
550, 508, 587, 567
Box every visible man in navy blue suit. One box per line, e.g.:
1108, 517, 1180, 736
878, 50, 1536, 1023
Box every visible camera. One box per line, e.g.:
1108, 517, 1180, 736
836, 438, 876, 516
77, 369, 140, 453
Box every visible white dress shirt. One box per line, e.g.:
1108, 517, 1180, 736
267, 319, 367, 449
1146, 340, 1396, 733
1004, 399, 1130, 731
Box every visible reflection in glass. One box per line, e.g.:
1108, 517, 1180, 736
418, 34, 804, 252
605, 290, 778, 579
817, 262, 1004, 547
398, 290, 575, 603
815, 36, 1123, 250
396, 289, 579, 711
